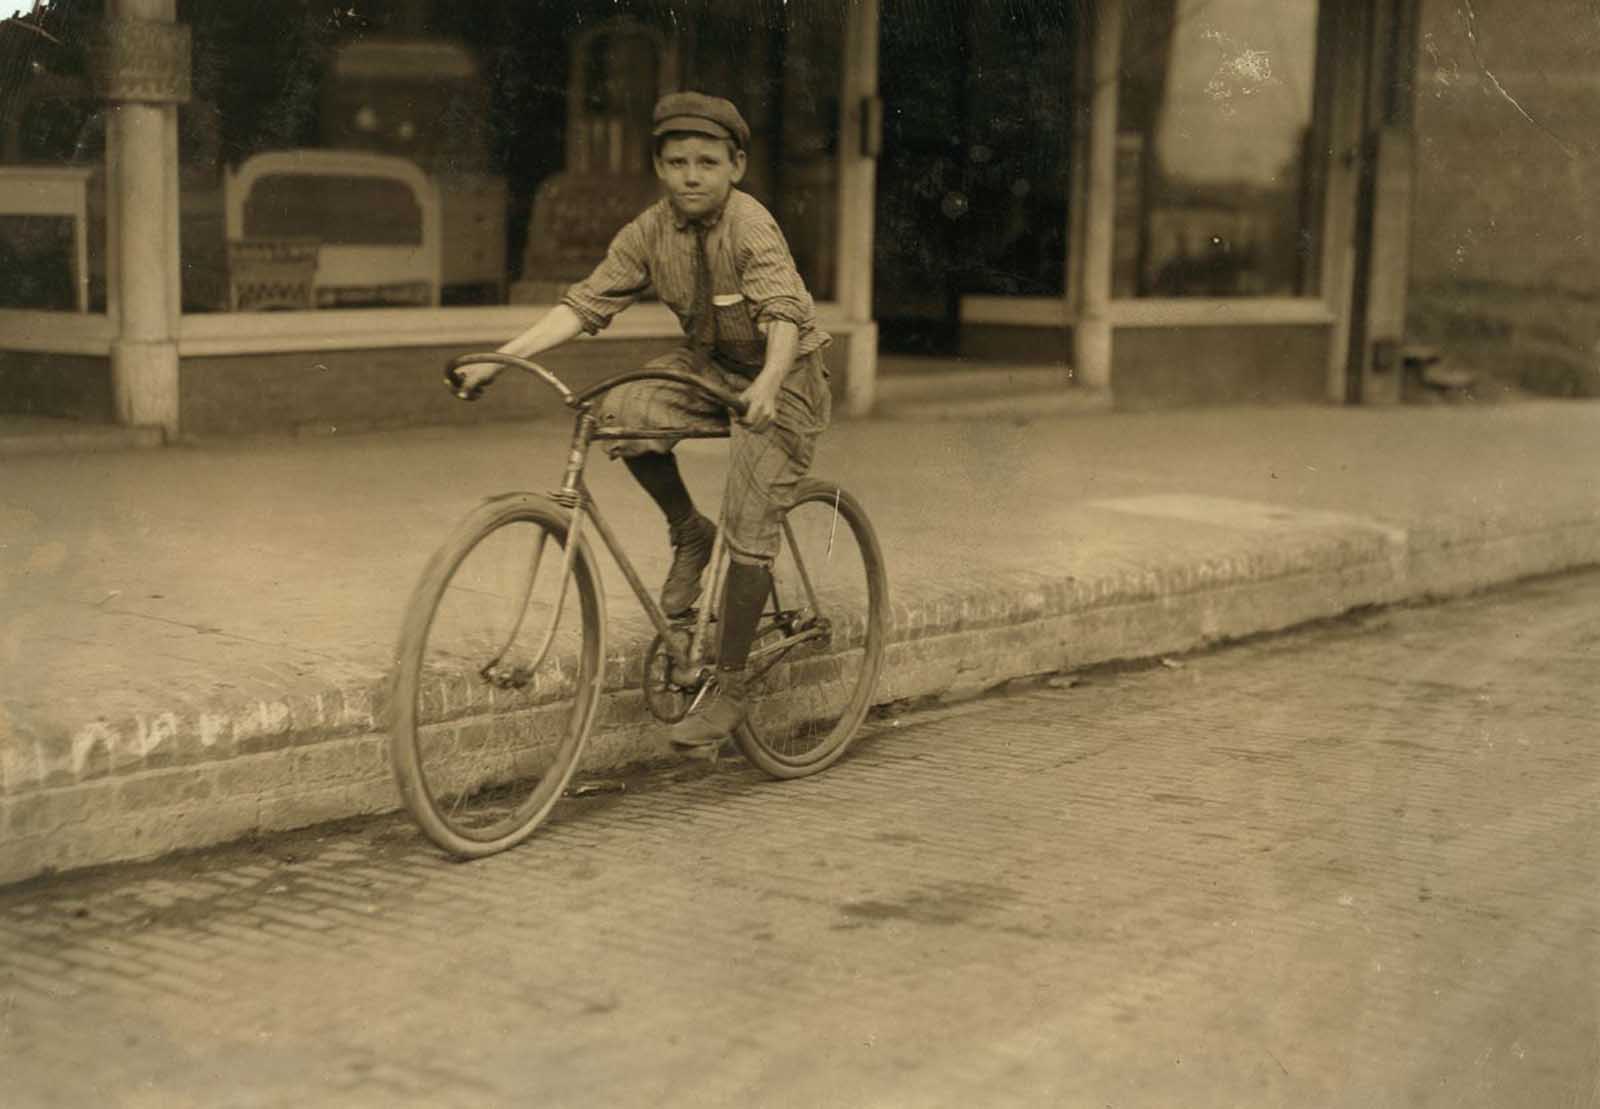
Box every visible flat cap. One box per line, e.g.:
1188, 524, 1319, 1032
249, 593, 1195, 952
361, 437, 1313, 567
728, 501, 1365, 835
652, 91, 750, 150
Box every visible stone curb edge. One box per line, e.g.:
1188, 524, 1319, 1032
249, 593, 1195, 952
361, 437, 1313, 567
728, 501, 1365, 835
3, 512, 1597, 884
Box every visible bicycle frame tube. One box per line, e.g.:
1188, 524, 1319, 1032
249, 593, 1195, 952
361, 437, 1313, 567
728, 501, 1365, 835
779, 515, 825, 618
569, 367, 748, 417
558, 411, 598, 496
591, 426, 730, 442
445, 353, 760, 676
580, 495, 702, 668
549, 409, 713, 674
692, 525, 729, 667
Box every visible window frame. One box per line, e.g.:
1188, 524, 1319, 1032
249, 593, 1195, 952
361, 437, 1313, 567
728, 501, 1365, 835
1106, 0, 1339, 315
956, 0, 1342, 332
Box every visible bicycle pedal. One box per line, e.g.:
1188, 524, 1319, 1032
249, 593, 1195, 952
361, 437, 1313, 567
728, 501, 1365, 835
481, 664, 532, 690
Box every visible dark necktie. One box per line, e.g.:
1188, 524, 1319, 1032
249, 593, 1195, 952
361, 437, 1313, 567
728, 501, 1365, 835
689, 223, 717, 370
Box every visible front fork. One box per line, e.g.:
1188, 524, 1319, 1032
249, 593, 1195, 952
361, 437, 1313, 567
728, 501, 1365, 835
481, 412, 597, 689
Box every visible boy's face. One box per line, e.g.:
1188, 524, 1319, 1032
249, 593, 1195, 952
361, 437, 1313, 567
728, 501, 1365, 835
654, 135, 747, 222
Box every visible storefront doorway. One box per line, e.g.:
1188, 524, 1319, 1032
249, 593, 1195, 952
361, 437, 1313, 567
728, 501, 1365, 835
872, 0, 1078, 356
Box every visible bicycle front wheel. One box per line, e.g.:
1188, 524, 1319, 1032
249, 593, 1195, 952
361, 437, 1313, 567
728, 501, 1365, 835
734, 478, 888, 778
389, 494, 605, 857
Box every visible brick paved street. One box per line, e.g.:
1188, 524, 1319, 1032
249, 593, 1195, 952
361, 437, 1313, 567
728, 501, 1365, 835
3, 570, 1598, 1107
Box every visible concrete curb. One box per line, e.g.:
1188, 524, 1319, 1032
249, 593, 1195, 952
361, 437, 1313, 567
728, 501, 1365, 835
3, 506, 1598, 885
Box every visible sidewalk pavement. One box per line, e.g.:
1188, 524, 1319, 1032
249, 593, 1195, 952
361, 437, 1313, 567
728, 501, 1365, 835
0, 415, 163, 457
3, 394, 1599, 884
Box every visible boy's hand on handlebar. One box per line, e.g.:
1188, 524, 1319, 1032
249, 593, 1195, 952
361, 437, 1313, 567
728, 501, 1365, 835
447, 361, 502, 401
739, 375, 782, 432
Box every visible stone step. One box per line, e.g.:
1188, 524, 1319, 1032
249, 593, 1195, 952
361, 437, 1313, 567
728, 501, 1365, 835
872, 362, 1109, 420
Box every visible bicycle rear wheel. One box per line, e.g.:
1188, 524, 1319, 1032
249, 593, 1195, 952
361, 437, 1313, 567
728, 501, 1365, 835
734, 478, 888, 778
389, 494, 605, 857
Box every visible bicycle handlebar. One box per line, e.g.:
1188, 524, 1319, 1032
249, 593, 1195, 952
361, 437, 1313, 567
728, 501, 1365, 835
568, 368, 749, 416
444, 352, 749, 417
445, 353, 572, 404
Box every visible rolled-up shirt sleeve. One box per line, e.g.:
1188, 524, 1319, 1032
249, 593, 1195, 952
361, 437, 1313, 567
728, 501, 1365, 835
734, 209, 814, 331
560, 219, 652, 335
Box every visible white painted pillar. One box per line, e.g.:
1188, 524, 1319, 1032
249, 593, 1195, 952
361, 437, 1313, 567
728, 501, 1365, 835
836, 0, 880, 416
101, 0, 186, 435
1073, 0, 1122, 392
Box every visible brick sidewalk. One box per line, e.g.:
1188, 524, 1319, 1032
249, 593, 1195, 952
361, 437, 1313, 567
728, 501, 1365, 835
3, 399, 1599, 882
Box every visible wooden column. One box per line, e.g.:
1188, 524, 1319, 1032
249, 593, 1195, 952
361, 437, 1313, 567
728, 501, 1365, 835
99, 0, 187, 435
1073, 0, 1121, 392
836, 0, 880, 416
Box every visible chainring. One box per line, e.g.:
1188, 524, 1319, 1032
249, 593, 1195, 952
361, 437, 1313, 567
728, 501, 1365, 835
643, 627, 697, 723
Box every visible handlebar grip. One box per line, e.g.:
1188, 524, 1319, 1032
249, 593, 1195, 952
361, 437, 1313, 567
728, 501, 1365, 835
706, 382, 751, 418
443, 362, 485, 402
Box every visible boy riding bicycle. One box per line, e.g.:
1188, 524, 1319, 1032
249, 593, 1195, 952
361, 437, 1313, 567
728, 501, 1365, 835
451, 91, 832, 750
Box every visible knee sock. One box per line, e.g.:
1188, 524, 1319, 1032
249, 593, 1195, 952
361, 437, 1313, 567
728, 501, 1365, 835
624, 452, 696, 527
718, 560, 771, 672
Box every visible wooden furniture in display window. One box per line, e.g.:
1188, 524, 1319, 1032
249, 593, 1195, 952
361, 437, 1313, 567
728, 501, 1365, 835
511, 19, 673, 305
224, 149, 441, 309
224, 237, 320, 312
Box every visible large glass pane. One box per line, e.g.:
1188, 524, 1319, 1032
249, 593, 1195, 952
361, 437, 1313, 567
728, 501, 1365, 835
959, 3, 1075, 298
178, 0, 842, 314
0, 0, 108, 313
874, 0, 1076, 355
1115, 0, 1323, 298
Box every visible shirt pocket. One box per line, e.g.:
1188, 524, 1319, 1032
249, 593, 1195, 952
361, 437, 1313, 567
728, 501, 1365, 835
712, 293, 765, 369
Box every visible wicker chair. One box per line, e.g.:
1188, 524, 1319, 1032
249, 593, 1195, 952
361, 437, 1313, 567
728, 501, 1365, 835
224, 150, 441, 309
225, 237, 320, 311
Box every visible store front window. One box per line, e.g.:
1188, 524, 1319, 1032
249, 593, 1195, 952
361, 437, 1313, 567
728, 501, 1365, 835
178, 0, 842, 314
1115, 0, 1323, 298
0, 1, 107, 313
959, 4, 1075, 298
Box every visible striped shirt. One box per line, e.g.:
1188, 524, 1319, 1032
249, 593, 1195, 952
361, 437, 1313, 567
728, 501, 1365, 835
562, 190, 831, 373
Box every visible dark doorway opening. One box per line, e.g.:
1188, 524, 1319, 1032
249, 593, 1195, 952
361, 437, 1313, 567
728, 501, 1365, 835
873, 0, 1079, 356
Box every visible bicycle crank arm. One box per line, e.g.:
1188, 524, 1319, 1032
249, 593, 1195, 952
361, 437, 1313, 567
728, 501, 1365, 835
747, 625, 829, 663
480, 661, 534, 690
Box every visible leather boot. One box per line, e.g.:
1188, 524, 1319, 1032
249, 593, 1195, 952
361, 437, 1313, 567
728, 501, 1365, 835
661, 513, 716, 618
668, 667, 749, 748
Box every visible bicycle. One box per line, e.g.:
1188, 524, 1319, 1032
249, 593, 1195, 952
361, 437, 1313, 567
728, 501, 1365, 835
387, 353, 889, 858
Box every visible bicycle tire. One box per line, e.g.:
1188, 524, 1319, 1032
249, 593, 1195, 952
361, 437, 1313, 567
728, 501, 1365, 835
389, 493, 605, 857
733, 478, 888, 779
